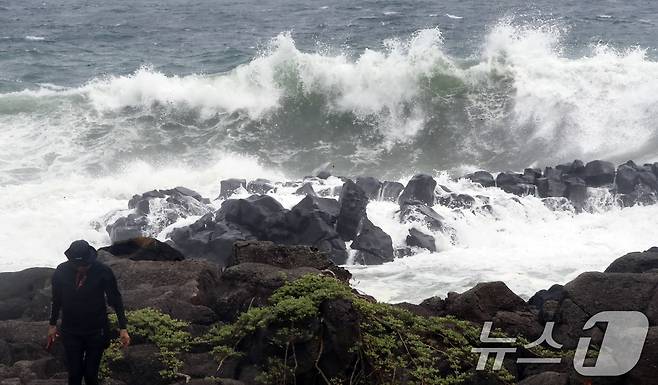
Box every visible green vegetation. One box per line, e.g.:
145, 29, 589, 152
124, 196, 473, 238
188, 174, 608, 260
103, 308, 192, 380
205, 274, 517, 385
100, 275, 567, 384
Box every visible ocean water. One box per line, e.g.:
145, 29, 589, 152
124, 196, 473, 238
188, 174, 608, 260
1, 0, 658, 302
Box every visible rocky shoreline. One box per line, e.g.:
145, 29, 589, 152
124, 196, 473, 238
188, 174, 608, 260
0, 239, 657, 385
106, 159, 658, 268
1, 159, 658, 385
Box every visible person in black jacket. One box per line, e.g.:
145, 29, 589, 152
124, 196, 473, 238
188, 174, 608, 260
48, 240, 131, 385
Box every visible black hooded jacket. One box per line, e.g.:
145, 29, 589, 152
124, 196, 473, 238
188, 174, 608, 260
49, 258, 128, 334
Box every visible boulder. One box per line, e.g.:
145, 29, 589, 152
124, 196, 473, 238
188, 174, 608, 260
230, 240, 350, 282
406, 228, 436, 252
616, 164, 639, 194
495, 172, 524, 187
444, 282, 528, 322
204, 262, 321, 322
99, 237, 184, 261
107, 187, 211, 242
564, 177, 588, 211
246, 179, 275, 194
442, 282, 543, 339
543, 167, 563, 181
466, 171, 495, 188
97, 250, 221, 324
294, 182, 316, 197
218, 179, 246, 199
605, 247, 658, 273
536, 178, 567, 198
583, 160, 615, 186
0, 268, 53, 322
335, 180, 368, 241
399, 203, 445, 232
380, 181, 404, 201
351, 220, 394, 265
550, 272, 658, 348
355, 176, 382, 200
398, 174, 436, 206
626, 326, 658, 385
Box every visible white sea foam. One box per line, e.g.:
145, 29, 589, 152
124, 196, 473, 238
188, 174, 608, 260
2, 22, 658, 305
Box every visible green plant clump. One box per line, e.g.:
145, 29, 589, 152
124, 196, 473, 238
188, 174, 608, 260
103, 308, 192, 380
206, 274, 517, 385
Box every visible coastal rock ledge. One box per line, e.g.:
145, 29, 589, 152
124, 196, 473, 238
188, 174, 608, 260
1, 239, 658, 385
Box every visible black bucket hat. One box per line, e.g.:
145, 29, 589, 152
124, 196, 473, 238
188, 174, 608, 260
65, 240, 98, 265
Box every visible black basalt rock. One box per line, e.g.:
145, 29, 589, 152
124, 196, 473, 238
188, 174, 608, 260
406, 228, 436, 252
466, 171, 495, 188
219, 178, 246, 199
356, 176, 383, 200
583, 160, 615, 186
336, 180, 368, 241
351, 219, 394, 265
398, 174, 437, 206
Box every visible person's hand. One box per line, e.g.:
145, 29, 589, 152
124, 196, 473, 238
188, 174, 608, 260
119, 329, 131, 348
46, 325, 58, 351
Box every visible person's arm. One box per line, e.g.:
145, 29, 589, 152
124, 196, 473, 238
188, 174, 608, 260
104, 267, 128, 329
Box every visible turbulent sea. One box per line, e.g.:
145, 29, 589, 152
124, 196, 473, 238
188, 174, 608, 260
2, 0, 658, 302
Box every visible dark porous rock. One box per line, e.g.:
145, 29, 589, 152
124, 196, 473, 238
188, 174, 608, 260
352, 219, 394, 265
583, 160, 615, 187
230, 240, 351, 282
638, 170, 658, 191
219, 178, 246, 199
568, 159, 586, 177
502, 183, 536, 197
170, 214, 253, 266
444, 282, 528, 321
246, 178, 275, 194
536, 177, 567, 198
0, 320, 56, 364
0, 268, 53, 322
398, 174, 437, 206
616, 163, 639, 194
406, 228, 436, 252
524, 167, 542, 181
443, 282, 543, 339
627, 326, 658, 385
355, 176, 382, 200
495, 172, 524, 187
466, 171, 495, 188
292, 195, 339, 225
109, 344, 168, 385
172, 194, 348, 266
97, 250, 222, 324
544, 167, 563, 181
380, 181, 404, 201
336, 180, 368, 241
294, 182, 316, 196
564, 177, 588, 211
528, 284, 566, 323
218, 195, 286, 234
437, 193, 475, 209
99, 237, 184, 261
551, 272, 658, 348
399, 203, 445, 232
605, 247, 658, 273
107, 187, 212, 243
518, 371, 568, 385
205, 262, 321, 322
106, 214, 149, 244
